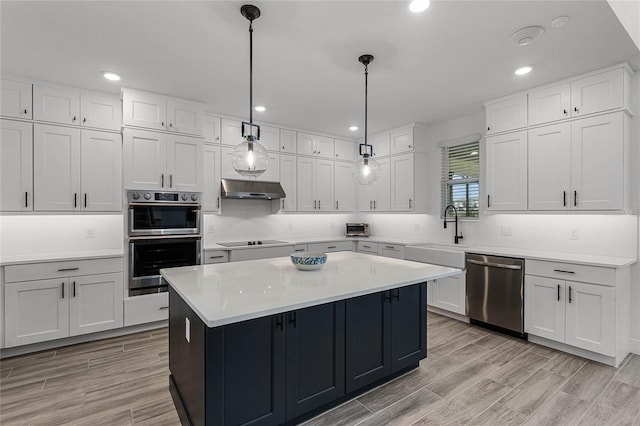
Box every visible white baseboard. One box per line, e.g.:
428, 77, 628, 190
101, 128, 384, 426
427, 305, 469, 323
631, 338, 640, 355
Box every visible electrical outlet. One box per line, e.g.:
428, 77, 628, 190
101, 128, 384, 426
569, 227, 579, 240
501, 226, 512, 236
207, 225, 215, 234
86, 227, 96, 238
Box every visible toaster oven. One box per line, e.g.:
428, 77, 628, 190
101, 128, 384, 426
346, 223, 370, 237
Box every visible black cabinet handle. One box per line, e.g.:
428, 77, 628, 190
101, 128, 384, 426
282, 199, 285, 209
72, 116, 77, 122
568, 286, 573, 303
563, 109, 568, 115
318, 200, 321, 209
169, 174, 173, 188
574, 107, 579, 113
84, 193, 87, 208
73, 281, 76, 297
487, 126, 490, 131
169, 123, 173, 128
25, 191, 28, 208
83, 117, 86, 124
58, 267, 79, 272
370, 200, 373, 210
487, 194, 491, 208
162, 121, 165, 127
393, 288, 400, 302
209, 255, 225, 259
409, 198, 412, 209
61, 282, 65, 299
336, 200, 339, 210
74, 193, 77, 208
275, 314, 284, 331
288, 312, 297, 328
563, 191, 567, 207
574, 190, 578, 207
557, 284, 560, 301
373, 200, 376, 209
24, 109, 28, 114
159, 306, 169, 310
161, 174, 165, 188
314, 200, 317, 209
327, 246, 337, 249
553, 269, 575, 274
384, 291, 392, 304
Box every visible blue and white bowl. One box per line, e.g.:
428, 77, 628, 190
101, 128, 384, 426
290, 252, 327, 271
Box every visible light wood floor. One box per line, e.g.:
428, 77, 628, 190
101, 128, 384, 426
1, 312, 639, 425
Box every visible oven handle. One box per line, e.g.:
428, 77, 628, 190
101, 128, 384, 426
467, 259, 522, 270
128, 202, 202, 207
128, 235, 202, 241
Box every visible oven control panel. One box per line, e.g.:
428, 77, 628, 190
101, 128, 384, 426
128, 191, 200, 204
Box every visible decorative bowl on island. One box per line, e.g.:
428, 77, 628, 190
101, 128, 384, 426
290, 252, 328, 270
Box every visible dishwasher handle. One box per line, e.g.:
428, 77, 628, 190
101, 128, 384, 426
467, 258, 522, 270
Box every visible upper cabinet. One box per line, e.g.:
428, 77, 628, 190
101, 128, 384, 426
203, 113, 222, 143
280, 129, 297, 153
486, 131, 528, 211
390, 127, 417, 154
1, 119, 33, 211
297, 132, 334, 159
369, 132, 390, 157
123, 88, 203, 136
1, 78, 32, 119
258, 125, 280, 152
202, 144, 221, 212
485, 94, 528, 135
334, 139, 356, 162
570, 68, 627, 117
528, 83, 570, 126
80, 91, 122, 131
390, 153, 428, 212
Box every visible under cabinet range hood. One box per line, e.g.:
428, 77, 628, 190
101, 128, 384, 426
220, 178, 286, 200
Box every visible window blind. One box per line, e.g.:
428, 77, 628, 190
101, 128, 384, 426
441, 140, 480, 218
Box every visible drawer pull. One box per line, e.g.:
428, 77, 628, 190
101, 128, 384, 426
568, 286, 573, 303
327, 246, 337, 249
209, 255, 225, 259
385, 245, 395, 249
159, 306, 169, 310
57, 267, 80, 272
557, 284, 560, 301
553, 269, 575, 274
362, 245, 371, 249
295, 249, 305, 252
61, 282, 65, 299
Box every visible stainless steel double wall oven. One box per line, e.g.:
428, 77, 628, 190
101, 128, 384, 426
127, 190, 201, 296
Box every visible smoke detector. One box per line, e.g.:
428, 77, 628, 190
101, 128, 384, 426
509, 26, 545, 46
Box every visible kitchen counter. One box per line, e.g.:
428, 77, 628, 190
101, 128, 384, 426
161, 251, 460, 327
0, 249, 124, 266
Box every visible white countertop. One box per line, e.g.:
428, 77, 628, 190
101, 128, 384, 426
0, 249, 124, 266
161, 251, 461, 328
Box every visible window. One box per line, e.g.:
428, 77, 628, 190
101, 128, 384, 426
441, 141, 480, 218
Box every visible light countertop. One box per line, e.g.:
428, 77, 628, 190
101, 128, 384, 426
0, 249, 124, 266
161, 251, 461, 328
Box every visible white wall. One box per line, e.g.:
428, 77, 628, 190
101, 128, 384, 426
608, 0, 640, 51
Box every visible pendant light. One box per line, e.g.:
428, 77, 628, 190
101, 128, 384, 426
352, 54, 380, 185
232, 4, 269, 178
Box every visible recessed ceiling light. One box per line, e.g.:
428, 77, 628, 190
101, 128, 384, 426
349, 126, 359, 131
551, 16, 569, 28
409, 0, 430, 13
515, 66, 533, 76
254, 105, 266, 112
103, 72, 121, 81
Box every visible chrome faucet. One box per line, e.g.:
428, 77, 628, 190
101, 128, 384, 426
443, 204, 464, 244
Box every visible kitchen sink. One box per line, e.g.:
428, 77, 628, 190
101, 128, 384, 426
404, 242, 469, 269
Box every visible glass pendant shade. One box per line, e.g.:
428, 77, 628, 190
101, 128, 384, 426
352, 155, 380, 185
232, 138, 269, 178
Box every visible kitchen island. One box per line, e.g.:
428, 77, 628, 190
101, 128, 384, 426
161, 251, 460, 426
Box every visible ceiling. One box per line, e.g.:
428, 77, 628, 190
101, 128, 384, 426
1, 1, 639, 139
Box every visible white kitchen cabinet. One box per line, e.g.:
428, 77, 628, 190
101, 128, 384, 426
292, 244, 308, 253
203, 113, 222, 143
570, 68, 625, 117
123, 88, 203, 136
297, 132, 334, 159
204, 250, 229, 264
430, 274, 466, 316
486, 130, 528, 211
370, 132, 390, 157
297, 157, 334, 211
80, 90, 122, 131
390, 127, 414, 154
358, 157, 390, 212
1, 119, 33, 211
221, 118, 242, 145
280, 129, 297, 153
259, 152, 280, 182
528, 123, 571, 210
334, 161, 353, 211
280, 154, 297, 211
485, 94, 527, 135
390, 153, 428, 212
377, 243, 405, 259
258, 125, 280, 152
203, 144, 222, 212
570, 112, 624, 210
307, 241, 354, 253
4, 257, 124, 348
334, 139, 356, 162
528, 82, 571, 126
124, 293, 169, 327
124, 128, 203, 191
80, 130, 122, 211
1, 78, 32, 119
525, 275, 566, 342
357, 241, 378, 254
33, 83, 81, 125
230, 245, 294, 262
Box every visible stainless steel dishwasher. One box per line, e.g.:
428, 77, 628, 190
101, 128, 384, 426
466, 253, 526, 338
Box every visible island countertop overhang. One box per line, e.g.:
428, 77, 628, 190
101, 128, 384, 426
161, 251, 461, 328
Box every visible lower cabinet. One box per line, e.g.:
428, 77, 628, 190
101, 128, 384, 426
430, 274, 466, 315
307, 241, 355, 253
5, 260, 124, 347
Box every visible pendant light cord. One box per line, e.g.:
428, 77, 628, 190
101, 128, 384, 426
249, 20, 254, 128
364, 62, 368, 149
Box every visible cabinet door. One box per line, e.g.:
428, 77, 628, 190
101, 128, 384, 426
358, 180, 375, 211
5, 279, 69, 347
296, 132, 316, 156
571, 68, 623, 117
260, 152, 280, 182
375, 157, 391, 211
528, 123, 571, 210
390, 153, 414, 211
202, 113, 221, 143
259, 125, 280, 152
432, 275, 465, 315
524, 276, 565, 342
80, 91, 122, 131
370, 132, 390, 157
297, 157, 316, 211
485, 94, 527, 134
286, 302, 345, 420
1, 119, 33, 211
345, 292, 391, 393
334, 139, 355, 162
334, 162, 353, 211
315, 159, 334, 211
33, 84, 81, 125
122, 89, 166, 131
390, 127, 414, 154
166, 135, 203, 191
1, 78, 32, 119
391, 283, 427, 372
315, 135, 334, 159
570, 112, 623, 210
378, 244, 405, 260
33, 124, 81, 211
565, 281, 615, 356
202, 144, 221, 212
221, 145, 244, 180
221, 118, 243, 145
69, 273, 124, 336
80, 130, 122, 211
280, 129, 297, 153
166, 98, 203, 136
528, 83, 571, 125
486, 131, 528, 210
279, 154, 297, 211
123, 129, 167, 190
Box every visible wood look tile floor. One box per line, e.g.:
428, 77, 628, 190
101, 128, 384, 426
1, 313, 639, 426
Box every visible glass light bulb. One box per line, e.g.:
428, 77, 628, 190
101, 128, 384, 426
231, 138, 269, 178
362, 165, 370, 176
352, 155, 380, 185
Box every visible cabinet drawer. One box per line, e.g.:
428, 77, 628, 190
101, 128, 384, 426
124, 293, 169, 326
5, 257, 124, 283
357, 241, 378, 254
308, 241, 354, 253
204, 250, 229, 264
378, 244, 405, 259
526, 259, 615, 286
293, 244, 308, 253
230, 246, 294, 262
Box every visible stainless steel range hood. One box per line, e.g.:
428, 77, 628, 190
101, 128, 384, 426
220, 178, 286, 200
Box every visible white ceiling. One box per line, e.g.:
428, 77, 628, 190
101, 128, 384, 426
1, 1, 639, 139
